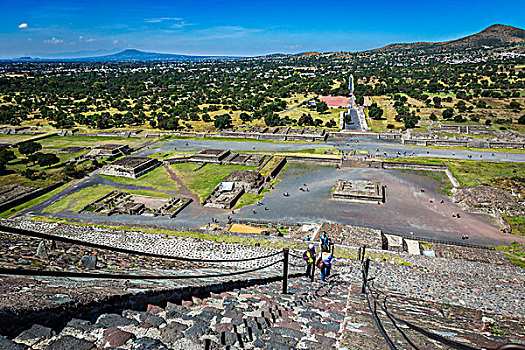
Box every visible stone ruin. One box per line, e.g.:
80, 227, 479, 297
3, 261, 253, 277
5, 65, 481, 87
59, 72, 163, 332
57, 146, 87, 154
219, 126, 328, 142
100, 156, 161, 179
0, 184, 39, 205
332, 179, 386, 203
87, 144, 131, 159
80, 191, 192, 218
186, 149, 265, 167
204, 170, 266, 209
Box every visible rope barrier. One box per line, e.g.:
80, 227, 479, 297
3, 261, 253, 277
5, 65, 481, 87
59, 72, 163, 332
0, 224, 281, 263
0, 259, 283, 281
361, 260, 484, 350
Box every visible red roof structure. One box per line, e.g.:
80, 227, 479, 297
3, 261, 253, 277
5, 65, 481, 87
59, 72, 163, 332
319, 96, 351, 108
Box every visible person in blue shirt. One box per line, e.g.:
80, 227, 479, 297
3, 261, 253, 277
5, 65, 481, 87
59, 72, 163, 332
317, 244, 333, 282
319, 231, 330, 247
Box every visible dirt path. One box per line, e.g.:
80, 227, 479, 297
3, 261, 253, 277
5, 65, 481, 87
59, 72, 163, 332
163, 164, 199, 201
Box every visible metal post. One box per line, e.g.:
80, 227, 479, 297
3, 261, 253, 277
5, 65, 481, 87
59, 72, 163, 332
331, 243, 335, 256
282, 248, 289, 294
357, 247, 362, 261
362, 258, 370, 294
362, 245, 367, 261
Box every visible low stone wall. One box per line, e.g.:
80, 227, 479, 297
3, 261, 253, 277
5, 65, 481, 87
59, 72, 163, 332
402, 137, 525, 149
285, 155, 340, 166
0, 182, 64, 213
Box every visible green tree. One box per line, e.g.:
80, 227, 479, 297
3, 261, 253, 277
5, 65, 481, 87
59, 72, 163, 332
37, 153, 60, 168
518, 115, 525, 125
18, 141, 42, 156
368, 103, 384, 120
316, 101, 329, 113
239, 112, 251, 123
264, 113, 281, 127
429, 112, 437, 121
442, 108, 454, 119
214, 114, 232, 129
403, 114, 420, 129
299, 113, 314, 126
0, 149, 16, 172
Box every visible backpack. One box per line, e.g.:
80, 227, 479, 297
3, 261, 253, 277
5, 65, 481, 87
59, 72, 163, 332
316, 257, 324, 269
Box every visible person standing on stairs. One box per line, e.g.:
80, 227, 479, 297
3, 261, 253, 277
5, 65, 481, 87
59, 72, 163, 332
317, 244, 333, 282
303, 243, 316, 280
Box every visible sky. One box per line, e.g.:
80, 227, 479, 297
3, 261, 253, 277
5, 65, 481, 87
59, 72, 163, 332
1, 0, 524, 58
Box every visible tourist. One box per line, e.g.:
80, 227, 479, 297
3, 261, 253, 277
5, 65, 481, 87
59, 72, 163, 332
319, 231, 330, 247
317, 244, 333, 282
303, 243, 316, 279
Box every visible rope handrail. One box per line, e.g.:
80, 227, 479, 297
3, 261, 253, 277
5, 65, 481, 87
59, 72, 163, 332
0, 259, 282, 281
0, 224, 281, 263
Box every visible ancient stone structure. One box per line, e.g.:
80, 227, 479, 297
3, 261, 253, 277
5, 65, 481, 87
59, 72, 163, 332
332, 179, 385, 203
87, 144, 131, 158
80, 191, 191, 218
204, 170, 266, 209
219, 127, 328, 142
401, 128, 525, 149
58, 146, 87, 153
168, 149, 266, 167
100, 157, 161, 179
189, 149, 230, 163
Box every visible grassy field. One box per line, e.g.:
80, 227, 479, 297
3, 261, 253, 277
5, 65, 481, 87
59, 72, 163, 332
495, 242, 525, 268
391, 158, 525, 187
400, 169, 454, 195
505, 215, 525, 237
259, 156, 283, 177
100, 165, 179, 192
43, 184, 169, 214
280, 105, 342, 128
169, 163, 257, 203
39, 135, 147, 149
423, 145, 525, 154
234, 189, 270, 209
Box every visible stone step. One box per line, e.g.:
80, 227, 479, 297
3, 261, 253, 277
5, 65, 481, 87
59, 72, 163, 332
13, 275, 350, 349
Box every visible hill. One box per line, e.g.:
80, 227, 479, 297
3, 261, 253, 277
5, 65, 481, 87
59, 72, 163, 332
373, 24, 525, 52
76, 49, 236, 62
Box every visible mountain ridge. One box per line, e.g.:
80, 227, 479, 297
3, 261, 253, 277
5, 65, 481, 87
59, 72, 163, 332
369, 24, 525, 52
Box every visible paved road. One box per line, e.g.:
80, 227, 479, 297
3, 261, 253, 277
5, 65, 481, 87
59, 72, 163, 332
133, 137, 525, 162
342, 109, 361, 130
278, 97, 312, 114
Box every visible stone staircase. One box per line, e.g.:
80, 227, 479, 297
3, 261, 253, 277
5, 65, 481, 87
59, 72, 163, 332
3, 276, 350, 350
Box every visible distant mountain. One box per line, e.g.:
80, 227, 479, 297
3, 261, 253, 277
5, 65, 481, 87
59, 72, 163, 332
372, 24, 525, 52
74, 49, 237, 62
1, 49, 239, 62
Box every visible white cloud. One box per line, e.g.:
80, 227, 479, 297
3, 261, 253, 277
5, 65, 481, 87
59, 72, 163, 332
43, 37, 64, 44
170, 21, 191, 29
78, 36, 84, 40
18, 23, 28, 29
112, 40, 119, 45
86, 38, 96, 42
145, 17, 182, 23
